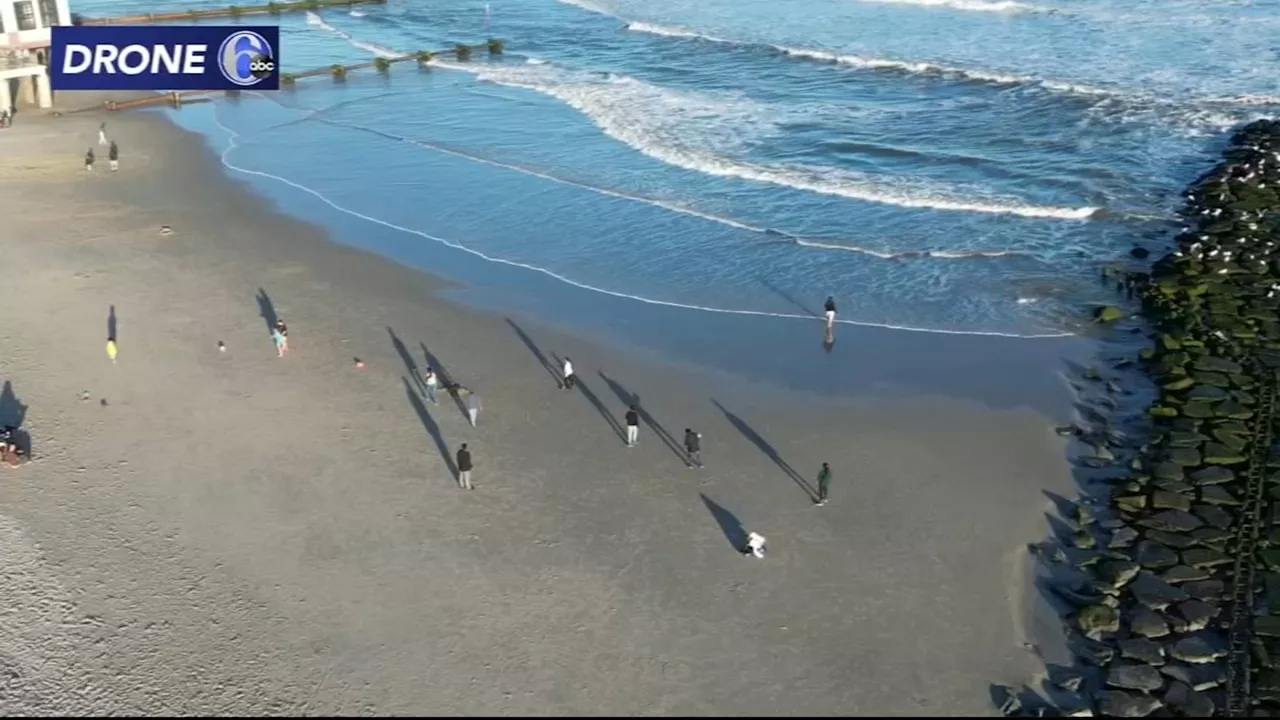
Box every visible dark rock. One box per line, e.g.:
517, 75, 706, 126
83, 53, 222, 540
1138, 510, 1204, 533
1168, 634, 1223, 664
1167, 447, 1203, 466
1182, 579, 1224, 601
1153, 478, 1194, 493
1130, 606, 1172, 638
1109, 527, 1140, 549
1182, 547, 1232, 569
1215, 400, 1253, 419
1131, 247, 1151, 260
1153, 463, 1184, 482
1180, 401, 1216, 419
1194, 504, 1234, 530
1146, 530, 1197, 549
1120, 637, 1166, 666
1189, 466, 1234, 485
1186, 385, 1228, 401
1137, 540, 1180, 569
1212, 430, 1248, 451
1150, 490, 1192, 512
1168, 430, 1211, 447
1161, 661, 1226, 691
1199, 484, 1240, 506
1106, 663, 1165, 691
1095, 306, 1127, 323
1192, 371, 1231, 387
1116, 495, 1148, 513
1096, 690, 1162, 717
1164, 680, 1215, 717
1203, 443, 1248, 464
1193, 356, 1243, 374
1047, 664, 1085, 693
1101, 559, 1141, 588
1131, 571, 1191, 610
1078, 604, 1120, 638
1190, 526, 1232, 545
1175, 599, 1220, 632
1254, 615, 1280, 638
1162, 565, 1211, 584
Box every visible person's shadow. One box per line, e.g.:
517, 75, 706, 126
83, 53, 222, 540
712, 399, 817, 502
823, 325, 835, 353
256, 288, 277, 335
505, 319, 562, 387
387, 327, 423, 393
700, 494, 747, 552
107, 305, 117, 342
599, 372, 687, 463
551, 352, 625, 442
421, 343, 470, 422
402, 377, 458, 482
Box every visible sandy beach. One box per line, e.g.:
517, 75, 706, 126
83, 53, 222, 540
0, 95, 1078, 715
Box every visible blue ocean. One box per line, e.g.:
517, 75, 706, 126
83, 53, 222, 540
76, 0, 1280, 380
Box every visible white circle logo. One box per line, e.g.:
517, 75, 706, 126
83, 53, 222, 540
218, 31, 275, 87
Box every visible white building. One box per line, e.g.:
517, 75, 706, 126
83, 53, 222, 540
0, 0, 72, 111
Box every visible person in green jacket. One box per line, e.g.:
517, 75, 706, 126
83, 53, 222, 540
815, 463, 832, 506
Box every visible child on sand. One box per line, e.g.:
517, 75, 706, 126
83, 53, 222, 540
743, 532, 767, 558
273, 320, 289, 357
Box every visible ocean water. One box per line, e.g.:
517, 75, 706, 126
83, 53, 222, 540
76, 0, 1280, 344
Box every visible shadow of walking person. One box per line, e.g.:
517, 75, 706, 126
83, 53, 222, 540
700, 494, 748, 553
599, 372, 688, 464
421, 343, 470, 422
712, 398, 817, 502
505, 318, 562, 387
550, 353, 626, 443
402, 377, 458, 482
256, 288, 277, 335
387, 327, 423, 393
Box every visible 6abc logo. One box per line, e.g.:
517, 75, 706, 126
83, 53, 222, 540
218, 30, 276, 87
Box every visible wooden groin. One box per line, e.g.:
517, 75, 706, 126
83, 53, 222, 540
61, 39, 504, 114
76, 0, 387, 26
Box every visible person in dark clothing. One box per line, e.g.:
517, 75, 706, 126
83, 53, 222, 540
815, 462, 832, 506
456, 443, 473, 490
84, 148, 95, 171
624, 405, 639, 446
824, 296, 837, 330
108, 141, 119, 171
684, 428, 702, 468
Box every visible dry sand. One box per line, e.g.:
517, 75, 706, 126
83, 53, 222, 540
0, 97, 1075, 715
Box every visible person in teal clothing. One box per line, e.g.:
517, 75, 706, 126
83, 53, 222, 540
815, 463, 832, 506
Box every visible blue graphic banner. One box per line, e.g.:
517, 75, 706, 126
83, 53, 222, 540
50, 25, 280, 91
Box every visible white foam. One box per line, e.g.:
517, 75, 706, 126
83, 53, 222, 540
305, 10, 406, 59
316, 116, 1031, 260
349, 9, 366, 16
428, 59, 1098, 220
625, 21, 722, 41
217, 103, 1072, 339
850, 0, 1040, 12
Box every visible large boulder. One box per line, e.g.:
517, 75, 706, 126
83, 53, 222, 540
1106, 663, 1165, 691
1077, 604, 1120, 639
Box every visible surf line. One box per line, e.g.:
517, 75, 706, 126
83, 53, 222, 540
314, 117, 1031, 262
209, 108, 1071, 339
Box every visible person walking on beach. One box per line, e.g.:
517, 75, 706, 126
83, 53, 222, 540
462, 387, 482, 427
108, 141, 119, 172
625, 405, 640, 446
423, 368, 439, 405
273, 319, 289, 357
684, 428, 703, 468
0, 109, 10, 129
98, 122, 108, 146
824, 296, 837, 331
815, 462, 832, 506
106, 337, 118, 364
84, 148, 95, 171
562, 357, 576, 390
456, 443, 473, 490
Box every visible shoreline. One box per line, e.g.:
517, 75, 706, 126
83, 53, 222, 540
0, 96, 1077, 715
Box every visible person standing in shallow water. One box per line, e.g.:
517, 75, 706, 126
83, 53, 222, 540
456, 443, 473, 489
108, 141, 119, 172
815, 462, 832, 506
562, 357, 576, 390
824, 296, 837, 331
684, 428, 702, 468
624, 405, 639, 446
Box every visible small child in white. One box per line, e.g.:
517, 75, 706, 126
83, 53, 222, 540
743, 532, 767, 558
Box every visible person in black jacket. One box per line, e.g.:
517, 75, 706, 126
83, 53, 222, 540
684, 428, 702, 468
624, 405, 639, 446
823, 296, 837, 330
108, 141, 119, 171
456, 443, 473, 490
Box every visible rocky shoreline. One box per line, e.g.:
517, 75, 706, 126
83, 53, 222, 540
1000, 119, 1280, 718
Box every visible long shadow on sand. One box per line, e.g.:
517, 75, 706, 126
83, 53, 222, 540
505, 319, 563, 387
758, 275, 819, 318
712, 399, 817, 502
421, 343, 470, 422
387, 327, 424, 394
549, 352, 625, 443
256, 288, 277, 335
599, 372, 688, 464
107, 305, 117, 342
402, 376, 458, 481
700, 494, 747, 552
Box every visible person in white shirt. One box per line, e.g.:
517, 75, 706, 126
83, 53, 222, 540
423, 368, 439, 405
98, 122, 108, 146
562, 357, 576, 390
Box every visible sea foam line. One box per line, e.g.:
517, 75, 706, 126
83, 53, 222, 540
215, 104, 1071, 339
849, 0, 1042, 13
314, 117, 1032, 261
306, 10, 405, 58
426, 58, 1100, 221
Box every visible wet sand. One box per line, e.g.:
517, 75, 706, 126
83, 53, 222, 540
0, 95, 1075, 715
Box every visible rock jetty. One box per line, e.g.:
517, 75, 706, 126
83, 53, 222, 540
1000, 119, 1280, 717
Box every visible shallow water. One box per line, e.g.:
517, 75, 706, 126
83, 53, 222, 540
78, 0, 1279, 338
